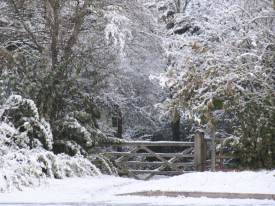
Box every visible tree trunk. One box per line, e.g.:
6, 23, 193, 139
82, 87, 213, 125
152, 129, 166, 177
45, 0, 60, 69
171, 107, 180, 141
117, 109, 123, 139
176, 0, 181, 13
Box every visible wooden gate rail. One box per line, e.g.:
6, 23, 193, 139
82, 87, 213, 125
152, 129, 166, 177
101, 135, 206, 180
115, 141, 194, 147
103, 152, 194, 158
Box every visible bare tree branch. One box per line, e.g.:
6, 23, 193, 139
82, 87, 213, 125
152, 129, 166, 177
63, 0, 91, 62
45, 0, 60, 69
9, 0, 44, 53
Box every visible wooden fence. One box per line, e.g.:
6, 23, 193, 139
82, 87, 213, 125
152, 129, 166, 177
102, 133, 207, 180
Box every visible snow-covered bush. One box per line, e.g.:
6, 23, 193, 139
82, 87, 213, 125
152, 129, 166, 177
0, 95, 126, 192
0, 148, 101, 192
1, 95, 53, 150
1, 94, 123, 154
53, 115, 123, 155
0, 116, 101, 192
226, 90, 274, 169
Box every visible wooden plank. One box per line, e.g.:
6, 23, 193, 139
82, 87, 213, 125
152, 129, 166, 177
144, 147, 194, 180
118, 190, 275, 200
103, 152, 194, 158
124, 161, 194, 167
113, 147, 140, 179
127, 170, 189, 175
119, 141, 194, 147
139, 146, 180, 171
115, 147, 139, 162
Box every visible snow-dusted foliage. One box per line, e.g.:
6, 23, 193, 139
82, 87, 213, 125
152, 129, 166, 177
99, 1, 169, 137
89, 154, 118, 175
0, 148, 100, 192
1, 95, 53, 150
147, 0, 275, 168
148, 0, 274, 112
0, 120, 101, 192
0, 0, 273, 184
5, 95, 39, 120
105, 7, 133, 57
54, 115, 123, 156
0, 95, 106, 192
0, 0, 169, 139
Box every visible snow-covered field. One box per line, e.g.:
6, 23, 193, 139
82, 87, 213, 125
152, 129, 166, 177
0, 171, 275, 206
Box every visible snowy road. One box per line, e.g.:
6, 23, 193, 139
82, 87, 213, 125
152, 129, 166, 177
0, 204, 274, 206
0, 172, 275, 206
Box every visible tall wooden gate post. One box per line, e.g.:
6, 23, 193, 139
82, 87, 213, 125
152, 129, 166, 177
194, 132, 206, 171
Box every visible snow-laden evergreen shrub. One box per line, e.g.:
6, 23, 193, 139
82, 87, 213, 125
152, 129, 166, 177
53, 115, 123, 155
1, 95, 53, 150
0, 120, 102, 192
0, 95, 107, 192
0, 148, 101, 192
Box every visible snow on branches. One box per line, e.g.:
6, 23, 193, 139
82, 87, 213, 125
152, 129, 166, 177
149, 0, 275, 168
151, 0, 274, 120
104, 7, 133, 57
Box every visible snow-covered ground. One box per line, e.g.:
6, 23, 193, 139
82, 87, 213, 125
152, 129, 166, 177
0, 171, 275, 206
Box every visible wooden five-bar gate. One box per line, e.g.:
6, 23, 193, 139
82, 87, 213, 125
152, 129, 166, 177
102, 134, 207, 180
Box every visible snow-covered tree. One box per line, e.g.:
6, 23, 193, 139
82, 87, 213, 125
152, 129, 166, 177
97, 0, 168, 137
0, 0, 113, 119
0, 0, 124, 159
154, 0, 275, 168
